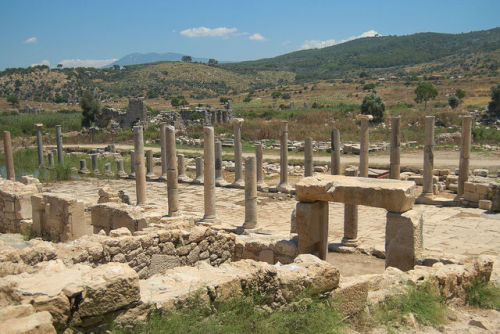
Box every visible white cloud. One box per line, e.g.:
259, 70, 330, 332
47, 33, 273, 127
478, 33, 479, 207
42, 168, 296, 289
57, 58, 118, 68
30, 60, 50, 67
249, 33, 266, 41
180, 26, 237, 38
300, 30, 381, 50
24, 37, 37, 44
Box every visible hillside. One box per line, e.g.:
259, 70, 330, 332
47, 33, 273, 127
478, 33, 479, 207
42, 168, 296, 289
221, 28, 500, 80
108, 52, 211, 67
0, 62, 294, 103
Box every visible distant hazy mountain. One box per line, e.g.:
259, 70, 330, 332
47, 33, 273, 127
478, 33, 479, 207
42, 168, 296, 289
108, 52, 211, 67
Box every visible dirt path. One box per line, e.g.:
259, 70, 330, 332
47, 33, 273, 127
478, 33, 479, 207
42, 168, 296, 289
52, 143, 500, 171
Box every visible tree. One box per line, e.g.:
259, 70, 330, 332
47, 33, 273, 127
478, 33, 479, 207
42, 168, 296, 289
361, 93, 385, 123
281, 93, 291, 100
414, 83, 438, 110
219, 97, 229, 104
487, 83, 500, 117
113, 64, 120, 71
7, 95, 19, 108
362, 83, 376, 91
455, 88, 466, 100
80, 92, 101, 127
271, 91, 282, 99
448, 95, 460, 109
57, 64, 63, 69
181, 55, 192, 63
208, 58, 218, 66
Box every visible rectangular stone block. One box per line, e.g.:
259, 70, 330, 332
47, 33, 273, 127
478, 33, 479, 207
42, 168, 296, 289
295, 175, 416, 213
476, 184, 490, 195
464, 182, 476, 193
479, 200, 492, 210
296, 201, 328, 260
385, 209, 423, 271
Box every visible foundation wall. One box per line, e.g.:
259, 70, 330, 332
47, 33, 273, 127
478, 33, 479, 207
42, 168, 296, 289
0, 179, 39, 233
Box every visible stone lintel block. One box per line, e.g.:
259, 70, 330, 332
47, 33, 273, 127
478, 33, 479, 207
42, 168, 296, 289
385, 209, 423, 272
295, 175, 416, 213
296, 201, 328, 260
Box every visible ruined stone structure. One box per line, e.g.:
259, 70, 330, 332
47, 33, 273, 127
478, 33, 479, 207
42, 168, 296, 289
98, 98, 150, 129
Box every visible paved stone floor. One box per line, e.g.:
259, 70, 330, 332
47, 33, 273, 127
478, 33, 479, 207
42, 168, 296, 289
45, 176, 500, 282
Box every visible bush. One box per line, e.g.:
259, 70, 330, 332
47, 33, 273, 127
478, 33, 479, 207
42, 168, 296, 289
448, 95, 460, 109
271, 91, 282, 99
362, 83, 376, 91
465, 279, 500, 310
361, 93, 385, 123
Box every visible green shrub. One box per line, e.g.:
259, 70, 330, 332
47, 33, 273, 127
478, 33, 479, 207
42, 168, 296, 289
465, 279, 500, 310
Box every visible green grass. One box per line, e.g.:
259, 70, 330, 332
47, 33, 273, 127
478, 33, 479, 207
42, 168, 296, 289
0, 112, 82, 137
112, 291, 345, 334
465, 279, 500, 310
360, 282, 447, 332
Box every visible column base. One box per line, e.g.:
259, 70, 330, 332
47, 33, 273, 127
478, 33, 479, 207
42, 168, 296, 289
146, 173, 157, 181
276, 183, 294, 194
257, 182, 269, 192
192, 177, 204, 185
78, 169, 90, 175
216, 178, 229, 187
230, 179, 245, 189
128, 173, 136, 179
197, 216, 217, 225
341, 237, 358, 247
415, 192, 434, 204
158, 174, 168, 181
117, 171, 128, 178
178, 175, 192, 183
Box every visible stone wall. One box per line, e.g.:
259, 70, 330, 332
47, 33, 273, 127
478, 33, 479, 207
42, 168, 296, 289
90, 202, 148, 234
234, 234, 298, 264
0, 179, 39, 233
31, 194, 91, 242
463, 180, 498, 208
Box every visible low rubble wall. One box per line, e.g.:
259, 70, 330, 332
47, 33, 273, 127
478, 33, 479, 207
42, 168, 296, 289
0, 179, 39, 234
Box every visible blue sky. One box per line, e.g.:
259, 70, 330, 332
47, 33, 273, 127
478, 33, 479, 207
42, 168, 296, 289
0, 0, 499, 69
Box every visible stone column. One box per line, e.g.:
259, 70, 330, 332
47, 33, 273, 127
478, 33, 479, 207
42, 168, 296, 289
243, 156, 257, 229
296, 201, 329, 260
52, 148, 58, 161
78, 159, 89, 174
166, 126, 179, 216
304, 137, 313, 177
47, 152, 54, 168
128, 150, 135, 178
104, 162, 112, 175
458, 115, 473, 197
35, 123, 43, 167
2, 131, 15, 180
215, 140, 228, 186
357, 115, 373, 178
342, 204, 358, 247
331, 128, 341, 175
277, 121, 292, 193
390, 116, 401, 180
231, 118, 244, 187
116, 159, 127, 178
91, 154, 99, 174
55, 125, 64, 164
256, 143, 268, 190
177, 154, 191, 182
134, 126, 146, 205
422, 116, 435, 196
146, 150, 155, 179
203, 126, 216, 222
194, 156, 204, 184
160, 123, 168, 179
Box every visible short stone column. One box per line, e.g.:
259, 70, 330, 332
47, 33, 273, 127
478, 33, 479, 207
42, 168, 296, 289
35, 123, 43, 167
231, 118, 244, 187
104, 162, 112, 176
128, 150, 136, 178
215, 140, 228, 186
202, 126, 216, 222
357, 114, 373, 178
458, 115, 473, 197
166, 125, 179, 216
422, 116, 435, 197
116, 159, 127, 178
193, 156, 204, 184
277, 121, 292, 193
78, 159, 89, 174
134, 126, 147, 205
390, 116, 401, 180
342, 204, 358, 247
385, 209, 423, 271
256, 143, 268, 190
160, 123, 168, 180
304, 137, 313, 177
146, 150, 155, 179
55, 125, 64, 164
47, 152, 54, 168
2, 131, 15, 180
91, 154, 99, 174
295, 201, 329, 260
331, 128, 341, 175
177, 154, 191, 182
243, 156, 257, 229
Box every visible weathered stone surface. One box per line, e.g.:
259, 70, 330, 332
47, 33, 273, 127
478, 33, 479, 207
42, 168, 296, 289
0, 179, 39, 233
91, 202, 148, 234
295, 175, 416, 213
0, 309, 56, 334
385, 209, 423, 271
295, 201, 328, 260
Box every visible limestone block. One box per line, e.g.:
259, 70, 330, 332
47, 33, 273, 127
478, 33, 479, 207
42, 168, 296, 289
0, 310, 56, 334
385, 209, 423, 271
478, 200, 492, 211
91, 202, 148, 234
473, 169, 488, 177
295, 175, 416, 213
476, 183, 490, 195
330, 280, 369, 317
464, 182, 476, 193
295, 201, 328, 260
490, 183, 500, 212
